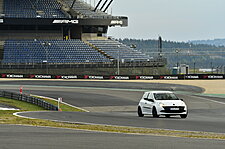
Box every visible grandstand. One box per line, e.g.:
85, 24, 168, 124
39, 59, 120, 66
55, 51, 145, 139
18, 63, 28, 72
0, 0, 166, 75
4, 0, 66, 18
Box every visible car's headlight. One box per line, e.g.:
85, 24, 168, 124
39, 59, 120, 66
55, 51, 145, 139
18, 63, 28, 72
159, 103, 165, 107
182, 102, 186, 106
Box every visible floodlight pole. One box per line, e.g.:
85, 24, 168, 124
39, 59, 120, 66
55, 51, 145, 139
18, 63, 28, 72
117, 45, 120, 75
175, 49, 179, 75
42, 42, 51, 74
158, 36, 162, 57
194, 62, 196, 74
211, 62, 213, 74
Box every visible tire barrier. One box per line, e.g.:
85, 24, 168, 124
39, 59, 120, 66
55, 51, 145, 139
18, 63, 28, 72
0, 91, 58, 111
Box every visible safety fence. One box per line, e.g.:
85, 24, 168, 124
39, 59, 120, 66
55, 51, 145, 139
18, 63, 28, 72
0, 91, 58, 111
0, 58, 167, 69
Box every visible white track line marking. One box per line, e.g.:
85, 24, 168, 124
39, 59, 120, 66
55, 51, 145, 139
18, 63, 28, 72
0, 107, 20, 110
194, 95, 225, 105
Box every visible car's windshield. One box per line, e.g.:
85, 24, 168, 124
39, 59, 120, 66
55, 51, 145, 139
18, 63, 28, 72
154, 93, 179, 100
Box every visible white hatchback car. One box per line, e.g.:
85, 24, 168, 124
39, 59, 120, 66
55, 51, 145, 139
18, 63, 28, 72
138, 91, 188, 118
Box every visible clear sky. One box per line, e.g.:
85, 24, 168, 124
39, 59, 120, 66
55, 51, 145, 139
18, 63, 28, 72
98, 0, 225, 42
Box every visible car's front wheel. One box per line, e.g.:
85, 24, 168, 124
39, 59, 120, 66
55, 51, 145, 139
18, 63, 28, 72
152, 107, 159, 118
138, 107, 144, 117
180, 114, 188, 119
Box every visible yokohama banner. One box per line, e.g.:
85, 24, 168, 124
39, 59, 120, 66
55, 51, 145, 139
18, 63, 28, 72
0, 74, 225, 80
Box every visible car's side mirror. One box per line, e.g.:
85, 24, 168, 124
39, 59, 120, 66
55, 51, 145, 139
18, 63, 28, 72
180, 99, 184, 101
144, 98, 154, 102
148, 99, 154, 102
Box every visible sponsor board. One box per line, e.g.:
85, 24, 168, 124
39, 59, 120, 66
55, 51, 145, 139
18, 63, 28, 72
1, 74, 24, 78
84, 75, 104, 79
203, 75, 224, 79
160, 76, 179, 80
185, 75, 199, 79
136, 76, 154, 80
56, 75, 78, 79
110, 76, 130, 80
30, 75, 52, 79
1, 74, 224, 80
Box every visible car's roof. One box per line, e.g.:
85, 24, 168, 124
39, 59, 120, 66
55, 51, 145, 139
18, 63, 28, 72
145, 91, 173, 94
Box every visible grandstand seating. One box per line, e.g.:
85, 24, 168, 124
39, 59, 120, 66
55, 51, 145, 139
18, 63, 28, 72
88, 40, 151, 62
3, 0, 67, 18
2, 39, 111, 64
0, 0, 3, 16
0, 30, 63, 40
65, 0, 112, 19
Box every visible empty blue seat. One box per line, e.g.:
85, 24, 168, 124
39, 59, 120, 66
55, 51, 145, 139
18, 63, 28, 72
2, 39, 111, 64
88, 39, 151, 62
4, 0, 67, 18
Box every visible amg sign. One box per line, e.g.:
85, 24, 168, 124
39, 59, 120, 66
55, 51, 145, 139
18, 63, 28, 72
110, 20, 123, 25
53, 20, 79, 24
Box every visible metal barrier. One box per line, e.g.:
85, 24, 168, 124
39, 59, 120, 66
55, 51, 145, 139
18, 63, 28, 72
0, 91, 58, 111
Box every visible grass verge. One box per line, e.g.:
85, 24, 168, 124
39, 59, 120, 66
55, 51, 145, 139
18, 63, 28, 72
1, 97, 225, 140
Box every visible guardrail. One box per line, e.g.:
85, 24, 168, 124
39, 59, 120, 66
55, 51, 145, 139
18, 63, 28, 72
0, 91, 58, 111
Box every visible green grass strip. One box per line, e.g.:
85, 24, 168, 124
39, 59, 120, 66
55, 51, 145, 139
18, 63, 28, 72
0, 97, 45, 111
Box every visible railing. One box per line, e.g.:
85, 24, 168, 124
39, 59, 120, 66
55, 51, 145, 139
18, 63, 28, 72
0, 58, 167, 69
0, 91, 58, 111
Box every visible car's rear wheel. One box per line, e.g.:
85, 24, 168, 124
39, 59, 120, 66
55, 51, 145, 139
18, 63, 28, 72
138, 107, 144, 117
180, 114, 187, 119
152, 107, 159, 118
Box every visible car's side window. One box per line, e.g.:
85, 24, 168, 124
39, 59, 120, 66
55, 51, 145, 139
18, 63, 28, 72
143, 93, 154, 102
148, 93, 153, 99
143, 93, 149, 101
147, 93, 154, 102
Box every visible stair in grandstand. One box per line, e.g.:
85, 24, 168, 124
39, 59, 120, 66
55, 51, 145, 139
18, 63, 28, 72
2, 39, 111, 64
57, 0, 73, 18
88, 39, 151, 62
84, 40, 113, 60
0, 41, 5, 61
65, 0, 112, 19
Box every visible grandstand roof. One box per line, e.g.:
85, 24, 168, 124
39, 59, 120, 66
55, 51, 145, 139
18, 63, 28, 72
0, 0, 128, 27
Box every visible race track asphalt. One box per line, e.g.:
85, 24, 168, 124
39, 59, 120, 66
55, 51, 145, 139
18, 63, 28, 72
1, 80, 225, 149
1, 80, 225, 133
1, 124, 225, 149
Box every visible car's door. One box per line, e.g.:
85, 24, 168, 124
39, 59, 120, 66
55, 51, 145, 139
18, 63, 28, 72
142, 93, 154, 114
145, 93, 155, 114
139, 92, 148, 113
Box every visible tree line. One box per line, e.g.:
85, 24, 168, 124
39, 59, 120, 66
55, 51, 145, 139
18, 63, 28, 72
118, 38, 225, 69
